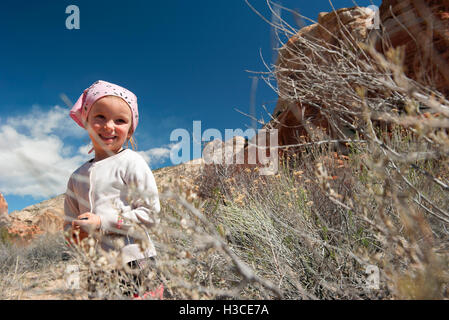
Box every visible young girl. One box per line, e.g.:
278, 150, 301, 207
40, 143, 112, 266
64, 80, 162, 298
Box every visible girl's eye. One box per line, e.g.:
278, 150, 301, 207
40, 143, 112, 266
116, 119, 126, 124
95, 115, 105, 120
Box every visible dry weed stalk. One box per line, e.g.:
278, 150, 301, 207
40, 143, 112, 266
243, 0, 449, 299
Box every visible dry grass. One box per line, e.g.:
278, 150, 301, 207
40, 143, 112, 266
0, 232, 75, 299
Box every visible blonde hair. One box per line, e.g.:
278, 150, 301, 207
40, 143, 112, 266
127, 135, 137, 150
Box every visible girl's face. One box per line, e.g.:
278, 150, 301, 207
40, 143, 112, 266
86, 96, 133, 161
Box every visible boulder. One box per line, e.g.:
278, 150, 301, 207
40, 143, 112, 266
270, 1, 449, 155
273, 7, 376, 149
376, 0, 449, 98
203, 136, 247, 166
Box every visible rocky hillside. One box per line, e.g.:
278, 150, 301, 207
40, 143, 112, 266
0, 159, 204, 243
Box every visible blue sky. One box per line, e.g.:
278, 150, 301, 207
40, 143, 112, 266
0, 0, 380, 212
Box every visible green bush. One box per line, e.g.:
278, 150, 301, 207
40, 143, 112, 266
0, 227, 12, 246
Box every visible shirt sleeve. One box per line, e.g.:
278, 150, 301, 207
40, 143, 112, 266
64, 175, 80, 233
100, 153, 161, 234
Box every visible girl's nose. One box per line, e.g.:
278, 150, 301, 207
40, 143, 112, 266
104, 120, 115, 131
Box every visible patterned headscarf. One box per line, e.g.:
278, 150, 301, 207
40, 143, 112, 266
70, 80, 139, 133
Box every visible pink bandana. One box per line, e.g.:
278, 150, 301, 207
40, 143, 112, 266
70, 80, 139, 133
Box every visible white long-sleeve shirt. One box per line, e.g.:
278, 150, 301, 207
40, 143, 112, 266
64, 149, 161, 263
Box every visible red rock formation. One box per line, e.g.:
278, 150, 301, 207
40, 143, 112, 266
376, 0, 449, 98
0, 192, 11, 227
8, 195, 65, 235
6, 195, 65, 244
270, 1, 449, 155
6, 222, 44, 246
0, 192, 7, 214
273, 7, 376, 151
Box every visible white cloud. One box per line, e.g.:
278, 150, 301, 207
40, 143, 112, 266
138, 145, 173, 167
6, 105, 85, 139
0, 106, 90, 198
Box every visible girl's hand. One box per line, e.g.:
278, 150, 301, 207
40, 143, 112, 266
72, 212, 101, 234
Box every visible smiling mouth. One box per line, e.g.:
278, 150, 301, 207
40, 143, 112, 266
99, 134, 117, 142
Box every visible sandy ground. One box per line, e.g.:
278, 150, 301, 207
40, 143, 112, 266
3, 261, 88, 300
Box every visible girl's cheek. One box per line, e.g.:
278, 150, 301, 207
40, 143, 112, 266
92, 121, 103, 129
119, 123, 131, 132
